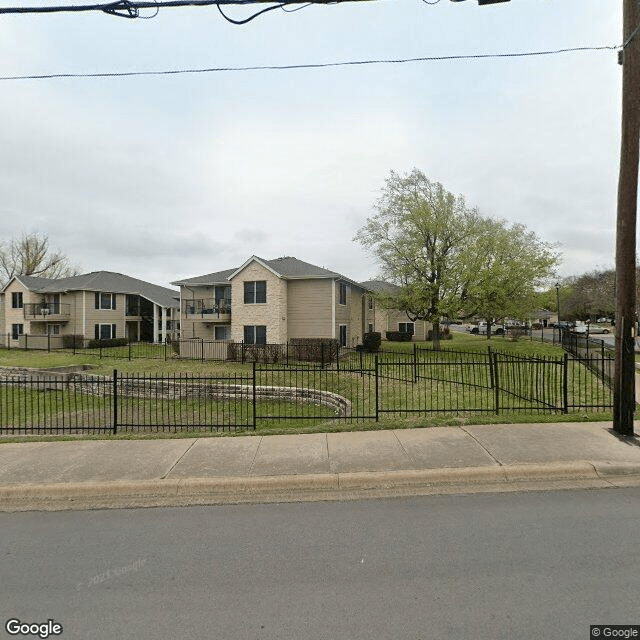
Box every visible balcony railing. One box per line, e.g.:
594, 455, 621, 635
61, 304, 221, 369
23, 302, 71, 320
183, 298, 231, 319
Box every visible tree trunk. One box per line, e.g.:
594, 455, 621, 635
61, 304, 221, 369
432, 319, 441, 351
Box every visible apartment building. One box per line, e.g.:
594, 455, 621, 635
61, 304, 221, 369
172, 256, 375, 347
1, 271, 180, 347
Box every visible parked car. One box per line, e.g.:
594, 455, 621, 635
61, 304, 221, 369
586, 325, 611, 334
553, 321, 575, 330
470, 322, 505, 336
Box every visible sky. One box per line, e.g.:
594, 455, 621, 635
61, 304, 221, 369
0, 0, 622, 292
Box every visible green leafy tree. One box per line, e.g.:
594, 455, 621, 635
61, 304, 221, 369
355, 169, 561, 347
354, 169, 482, 349
462, 218, 560, 337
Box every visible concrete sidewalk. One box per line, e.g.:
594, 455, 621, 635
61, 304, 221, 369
2, 422, 640, 511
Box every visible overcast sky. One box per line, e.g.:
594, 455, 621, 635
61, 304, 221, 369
0, 0, 622, 291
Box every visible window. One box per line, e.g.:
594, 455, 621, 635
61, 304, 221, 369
48, 325, 61, 336
399, 322, 415, 335
339, 325, 347, 347
95, 292, 116, 310
11, 324, 23, 340
94, 324, 117, 340
368, 323, 374, 334
11, 292, 23, 309
214, 325, 230, 341
339, 283, 347, 306
244, 325, 267, 345
368, 296, 374, 310
244, 281, 266, 304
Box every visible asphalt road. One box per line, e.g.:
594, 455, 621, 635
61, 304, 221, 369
3, 489, 640, 640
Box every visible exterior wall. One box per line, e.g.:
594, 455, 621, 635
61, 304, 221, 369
287, 279, 333, 339
349, 288, 366, 346
231, 262, 288, 344
375, 306, 431, 341
82, 292, 125, 339
4, 280, 34, 343
334, 281, 351, 344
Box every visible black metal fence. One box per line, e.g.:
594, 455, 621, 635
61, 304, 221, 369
0, 347, 614, 434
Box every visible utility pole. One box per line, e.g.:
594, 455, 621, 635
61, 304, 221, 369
613, 0, 640, 435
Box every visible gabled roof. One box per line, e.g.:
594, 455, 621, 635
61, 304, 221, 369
7, 271, 179, 309
171, 268, 237, 287
175, 256, 365, 290
359, 280, 401, 295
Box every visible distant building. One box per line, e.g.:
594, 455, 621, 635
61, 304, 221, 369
1, 271, 180, 347
358, 280, 432, 341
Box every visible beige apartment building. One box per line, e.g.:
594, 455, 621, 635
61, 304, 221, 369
0, 271, 180, 348
359, 280, 432, 341
172, 256, 376, 347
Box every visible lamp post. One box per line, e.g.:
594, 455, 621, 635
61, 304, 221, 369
555, 283, 561, 323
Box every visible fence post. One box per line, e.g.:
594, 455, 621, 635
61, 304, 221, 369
128, 339, 131, 361
563, 352, 569, 414
7, 333, 10, 350
413, 342, 418, 383
99, 339, 102, 359
201, 338, 205, 362
375, 355, 379, 422
493, 351, 500, 415
164, 339, 167, 361
24, 334, 27, 351
252, 360, 257, 430
72, 334, 76, 355
242, 341, 245, 364
113, 369, 118, 434
487, 346, 495, 389
336, 342, 340, 370
47, 333, 51, 353
321, 342, 325, 368
359, 348, 363, 378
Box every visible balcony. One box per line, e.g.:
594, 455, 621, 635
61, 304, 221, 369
23, 302, 71, 321
183, 298, 231, 322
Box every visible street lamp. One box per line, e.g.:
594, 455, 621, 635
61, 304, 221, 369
555, 283, 561, 323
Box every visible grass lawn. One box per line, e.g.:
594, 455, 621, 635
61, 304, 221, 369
0, 333, 613, 443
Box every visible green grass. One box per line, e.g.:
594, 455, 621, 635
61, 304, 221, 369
0, 337, 614, 442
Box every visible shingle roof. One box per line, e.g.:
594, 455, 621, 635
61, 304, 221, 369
359, 280, 401, 294
174, 256, 364, 289
171, 268, 237, 287
14, 271, 179, 309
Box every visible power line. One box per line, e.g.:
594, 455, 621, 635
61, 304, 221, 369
0, 45, 621, 81
0, 0, 347, 15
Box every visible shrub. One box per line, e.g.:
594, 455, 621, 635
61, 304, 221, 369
362, 332, 382, 352
289, 338, 339, 363
87, 337, 129, 349
226, 342, 286, 364
62, 334, 85, 349
386, 331, 413, 342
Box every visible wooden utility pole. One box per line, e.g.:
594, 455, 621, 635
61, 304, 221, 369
614, 0, 640, 435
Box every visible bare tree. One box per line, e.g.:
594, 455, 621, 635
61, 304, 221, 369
0, 233, 79, 286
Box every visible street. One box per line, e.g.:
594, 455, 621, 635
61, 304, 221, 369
2, 488, 640, 640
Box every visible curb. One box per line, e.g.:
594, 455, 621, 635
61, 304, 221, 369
2, 460, 640, 511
